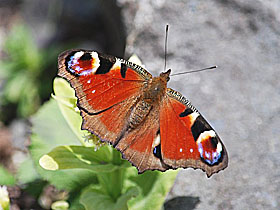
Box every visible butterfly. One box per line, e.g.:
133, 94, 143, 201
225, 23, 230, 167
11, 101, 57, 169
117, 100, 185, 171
58, 49, 228, 177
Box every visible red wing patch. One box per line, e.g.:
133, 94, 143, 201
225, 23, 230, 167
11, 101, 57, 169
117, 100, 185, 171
58, 50, 151, 114
160, 96, 201, 163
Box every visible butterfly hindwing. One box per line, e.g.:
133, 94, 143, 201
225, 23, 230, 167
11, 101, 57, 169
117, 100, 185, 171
115, 104, 168, 172
80, 95, 138, 144
159, 88, 228, 177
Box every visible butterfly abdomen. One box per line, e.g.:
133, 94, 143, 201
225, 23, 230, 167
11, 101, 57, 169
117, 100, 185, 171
129, 100, 152, 129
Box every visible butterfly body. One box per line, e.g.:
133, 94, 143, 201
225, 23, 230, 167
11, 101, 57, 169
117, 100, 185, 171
58, 49, 228, 177
129, 70, 170, 128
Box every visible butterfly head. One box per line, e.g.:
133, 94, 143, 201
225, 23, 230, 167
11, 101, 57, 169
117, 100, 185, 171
159, 69, 171, 82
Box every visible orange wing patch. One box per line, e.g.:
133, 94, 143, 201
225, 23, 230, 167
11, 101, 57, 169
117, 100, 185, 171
160, 96, 200, 167
78, 72, 144, 113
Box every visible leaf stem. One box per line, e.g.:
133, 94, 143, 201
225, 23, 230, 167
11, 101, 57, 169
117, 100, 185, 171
97, 148, 124, 202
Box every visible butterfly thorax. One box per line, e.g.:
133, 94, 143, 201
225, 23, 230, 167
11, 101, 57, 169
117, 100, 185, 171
128, 70, 170, 129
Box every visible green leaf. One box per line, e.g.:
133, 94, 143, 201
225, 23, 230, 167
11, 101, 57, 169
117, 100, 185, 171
115, 187, 139, 210
31, 99, 79, 148
0, 165, 16, 186
30, 99, 98, 191
39, 145, 115, 172
80, 186, 138, 210
127, 170, 178, 210
53, 77, 95, 146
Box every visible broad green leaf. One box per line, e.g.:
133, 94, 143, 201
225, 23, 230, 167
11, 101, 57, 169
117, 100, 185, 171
97, 168, 125, 201
80, 187, 114, 210
39, 145, 115, 173
31, 99, 79, 148
128, 170, 178, 210
115, 187, 139, 210
0, 165, 15, 186
69, 194, 86, 210
80, 186, 138, 210
30, 99, 98, 191
53, 78, 94, 146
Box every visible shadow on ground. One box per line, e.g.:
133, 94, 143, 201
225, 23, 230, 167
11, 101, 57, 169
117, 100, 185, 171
164, 196, 200, 210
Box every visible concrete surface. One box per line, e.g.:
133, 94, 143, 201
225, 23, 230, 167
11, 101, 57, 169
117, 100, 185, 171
118, 0, 280, 209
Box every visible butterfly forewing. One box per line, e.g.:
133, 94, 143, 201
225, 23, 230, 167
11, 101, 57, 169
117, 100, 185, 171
58, 49, 151, 143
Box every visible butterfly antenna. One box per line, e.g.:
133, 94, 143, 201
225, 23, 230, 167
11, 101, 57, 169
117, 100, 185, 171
170, 65, 218, 76
164, 24, 169, 71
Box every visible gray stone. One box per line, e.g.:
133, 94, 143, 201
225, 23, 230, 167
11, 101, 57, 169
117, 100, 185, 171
118, 0, 280, 209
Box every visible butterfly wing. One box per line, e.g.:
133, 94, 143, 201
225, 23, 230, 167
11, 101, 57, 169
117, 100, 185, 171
159, 88, 228, 177
58, 49, 152, 144
115, 104, 168, 172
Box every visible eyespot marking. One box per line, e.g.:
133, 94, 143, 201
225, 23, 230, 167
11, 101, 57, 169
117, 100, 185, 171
66, 51, 100, 76
196, 130, 223, 165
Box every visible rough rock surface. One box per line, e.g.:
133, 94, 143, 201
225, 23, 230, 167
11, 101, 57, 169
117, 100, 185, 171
118, 0, 280, 209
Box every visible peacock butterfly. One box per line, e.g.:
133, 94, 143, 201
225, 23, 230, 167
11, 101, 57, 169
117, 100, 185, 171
57, 49, 228, 177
